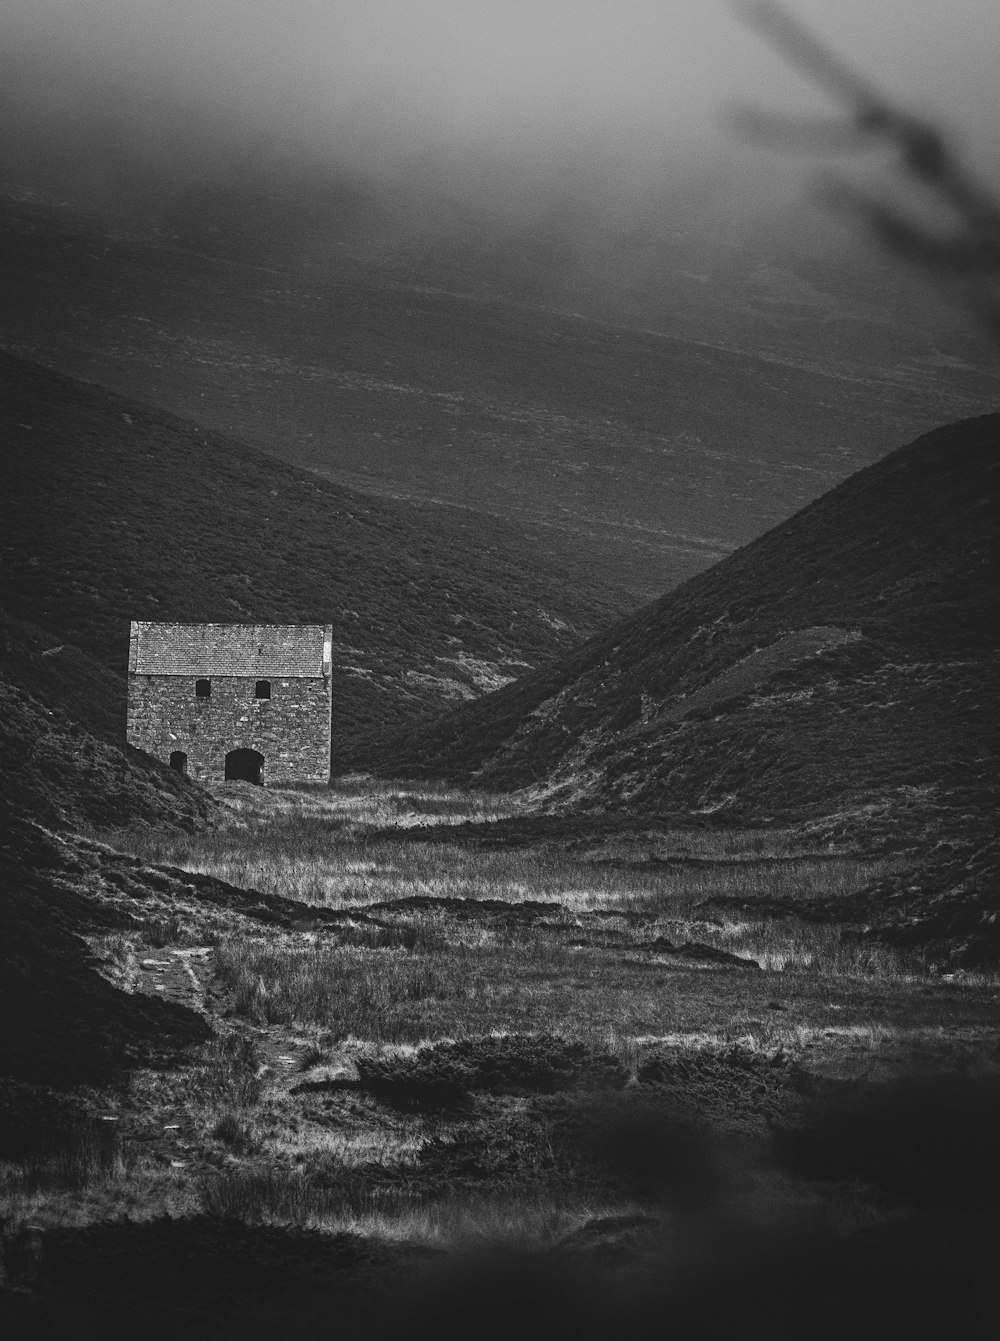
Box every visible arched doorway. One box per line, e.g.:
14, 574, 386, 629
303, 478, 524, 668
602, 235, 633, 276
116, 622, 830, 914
224, 748, 264, 785
169, 751, 188, 774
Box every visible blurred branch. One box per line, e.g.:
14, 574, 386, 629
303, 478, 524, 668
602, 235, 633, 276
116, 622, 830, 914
728, 0, 1000, 344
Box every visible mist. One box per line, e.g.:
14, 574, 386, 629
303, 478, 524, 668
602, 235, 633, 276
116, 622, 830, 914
3, 1, 1000, 309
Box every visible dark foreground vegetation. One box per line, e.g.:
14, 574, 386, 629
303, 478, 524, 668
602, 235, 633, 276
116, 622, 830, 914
3, 782, 1000, 1339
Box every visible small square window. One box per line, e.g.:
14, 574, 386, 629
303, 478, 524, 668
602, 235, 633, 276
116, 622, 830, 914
195, 678, 211, 698
255, 680, 271, 699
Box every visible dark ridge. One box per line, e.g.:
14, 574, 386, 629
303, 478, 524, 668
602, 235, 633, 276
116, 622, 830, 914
371, 413, 999, 820
0, 661, 213, 833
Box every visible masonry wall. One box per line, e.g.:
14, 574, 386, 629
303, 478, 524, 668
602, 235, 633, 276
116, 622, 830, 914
127, 674, 332, 784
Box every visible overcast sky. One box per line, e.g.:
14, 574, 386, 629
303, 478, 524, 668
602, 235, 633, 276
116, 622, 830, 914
4, 1, 1000, 202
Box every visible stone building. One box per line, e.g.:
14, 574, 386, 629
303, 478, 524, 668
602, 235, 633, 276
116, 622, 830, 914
127, 622, 333, 785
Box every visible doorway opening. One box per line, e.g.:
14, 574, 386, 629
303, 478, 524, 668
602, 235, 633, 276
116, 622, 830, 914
224, 748, 264, 785
169, 751, 188, 774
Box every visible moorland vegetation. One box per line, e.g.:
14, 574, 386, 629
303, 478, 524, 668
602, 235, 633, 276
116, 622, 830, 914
4, 778, 1000, 1337
4, 179, 999, 604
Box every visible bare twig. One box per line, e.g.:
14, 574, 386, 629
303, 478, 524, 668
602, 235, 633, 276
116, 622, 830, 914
728, 0, 1000, 343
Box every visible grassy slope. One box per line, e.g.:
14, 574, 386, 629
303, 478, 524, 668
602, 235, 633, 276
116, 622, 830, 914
0, 351, 623, 762
0, 626, 218, 1095
0, 675, 213, 836
373, 414, 999, 832
0, 610, 125, 743
0, 609, 214, 833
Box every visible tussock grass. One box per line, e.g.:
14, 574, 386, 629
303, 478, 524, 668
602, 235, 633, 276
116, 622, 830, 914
101, 780, 989, 1140
185, 1033, 263, 1109
121, 783, 935, 1048
712, 918, 924, 977
0, 1165, 200, 1241
200, 1165, 620, 1248
138, 912, 186, 947
214, 938, 461, 1037
210, 1111, 259, 1154
210, 915, 927, 1046
618, 855, 895, 915
200, 1165, 416, 1224
122, 787, 894, 919
0, 1122, 133, 1197
366, 1196, 614, 1251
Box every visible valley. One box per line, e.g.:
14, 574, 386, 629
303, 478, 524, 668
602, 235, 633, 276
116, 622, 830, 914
2, 341, 998, 1336
2, 51, 1000, 1331
4, 189, 999, 600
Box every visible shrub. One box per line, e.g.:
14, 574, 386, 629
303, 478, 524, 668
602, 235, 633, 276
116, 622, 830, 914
189, 1033, 262, 1109
211, 1110, 257, 1153
0, 1118, 132, 1195
356, 1034, 627, 1110
212, 939, 456, 1037
140, 912, 183, 947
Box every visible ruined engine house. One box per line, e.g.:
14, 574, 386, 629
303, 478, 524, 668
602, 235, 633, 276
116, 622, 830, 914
127, 621, 333, 785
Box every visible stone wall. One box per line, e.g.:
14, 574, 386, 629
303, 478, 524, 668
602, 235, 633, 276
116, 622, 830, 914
127, 674, 332, 784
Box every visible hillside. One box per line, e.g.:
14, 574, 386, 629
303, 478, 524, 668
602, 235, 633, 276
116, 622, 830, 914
0, 610, 214, 833
3, 189, 999, 600
0, 351, 622, 762
373, 413, 999, 832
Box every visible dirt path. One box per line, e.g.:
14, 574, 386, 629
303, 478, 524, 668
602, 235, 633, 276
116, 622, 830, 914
134, 946, 213, 1013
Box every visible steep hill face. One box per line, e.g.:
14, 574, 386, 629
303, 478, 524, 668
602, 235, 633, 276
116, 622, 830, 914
0, 612, 213, 833
0, 352, 622, 762
374, 415, 999, 840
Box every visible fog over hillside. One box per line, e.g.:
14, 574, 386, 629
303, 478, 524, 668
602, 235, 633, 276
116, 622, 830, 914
6, 2, 1000, 172
4, 1, 999, 277
3, 3, 999, 603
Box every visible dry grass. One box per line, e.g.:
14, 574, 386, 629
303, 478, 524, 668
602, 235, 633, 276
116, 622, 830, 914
213, 937, 464, 1037
18, 779, 991, 1254
199, 1165, 624, 1249
208, 921, 940, 1050
0, 1124, 133, 1199
122, 779, 895, 920
707, 916, 923, 977
119, 781, 945, 1051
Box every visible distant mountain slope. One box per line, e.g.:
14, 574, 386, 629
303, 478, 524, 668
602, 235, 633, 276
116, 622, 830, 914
0, 352, 622, 761
3, 191, 999, 600
374, 414, 999, 841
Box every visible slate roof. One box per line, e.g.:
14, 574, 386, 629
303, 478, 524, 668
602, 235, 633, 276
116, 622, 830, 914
129, 622, 332, 677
